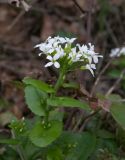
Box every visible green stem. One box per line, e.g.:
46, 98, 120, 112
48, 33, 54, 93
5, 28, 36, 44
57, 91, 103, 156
46, 70, 65, 123
44, 108, 49, 124
54, 71, 65, 94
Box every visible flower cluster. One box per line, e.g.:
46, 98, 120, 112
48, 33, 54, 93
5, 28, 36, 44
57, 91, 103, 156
35, 36, 103, 76
110, 47, 125, 58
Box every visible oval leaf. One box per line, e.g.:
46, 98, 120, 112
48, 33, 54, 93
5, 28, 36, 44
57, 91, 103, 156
47, 147, 64, 160
30, 120, 62, 147
24, 86, 47, 116
56, 131, 96, 160
23, 77, 54, 93
47, 97, 89, 110
67, 132, 96, 160
110, 103, 125, 129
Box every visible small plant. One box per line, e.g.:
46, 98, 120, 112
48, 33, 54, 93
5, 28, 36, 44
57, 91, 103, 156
24, 36, 102, 148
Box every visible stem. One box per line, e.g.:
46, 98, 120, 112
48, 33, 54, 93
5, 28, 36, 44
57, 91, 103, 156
73, 109, 101, 132
44, 108, 49, 124
79, 109, 101, 132
11, 131, 26, 160
54, 71, 65, 94
45, 71, 65, 123
90, 59, 112, 97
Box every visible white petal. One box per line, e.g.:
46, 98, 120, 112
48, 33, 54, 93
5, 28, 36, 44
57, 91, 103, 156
53, 53, 60, 60
93, 56, 98, 63
48, 38, 55, 44
45, 62, 53, 67
59, 37, 66, 43
34, 44, 41, 48
72, 47, 76, 53
53, 42, 59, 47
98, 55, 103, 58
54, 62, 60, 68
39, 45, 46, 52
86, 64, 94, 76
38, 52, 43, 56
76, 53, 82, 58
48, 48, 54, 53
65, 37, 76, 44
81, 45, 88, 52
88, 43, 94, 51
55, 37, 66, 43
89, 68, 94, 76
110, 48, 120, 57
47, 36, 52, 40
91, 64, 96, 69
121, 47, 125, 53
46, 55, 53, 61
70, 38, 76, 43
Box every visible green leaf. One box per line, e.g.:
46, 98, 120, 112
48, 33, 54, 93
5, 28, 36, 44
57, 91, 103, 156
24, 85, 47, 116
95, 138, 117, 156
110, 103, 125, 129
55, 131, 81, 152
29, 120, 62, 147
47, 147, 64, 160
23, 77, 54, 93
49, 110, 64, 122
0, 139, 19, 145
66, 132, 96, 160
47, 97, 89, 110
106, 94, 122, 103
56, 131, 96, 160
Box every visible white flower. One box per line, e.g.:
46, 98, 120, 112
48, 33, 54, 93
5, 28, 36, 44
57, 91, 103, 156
120, 47, 125, 54
35, 36, 103, 75
86, 64, 96, 76
35, 43, 53, 55
88, 43, 94, 51
55, 45, 65, 57
110, 48, 120, 57
65, 37, 76, 44
45, 54, 60, 68
77, 44, 88, 53
54, 36, 66, 43
110, 47, 125, 57
86, 51, 102, 64
69, 47, 82, 62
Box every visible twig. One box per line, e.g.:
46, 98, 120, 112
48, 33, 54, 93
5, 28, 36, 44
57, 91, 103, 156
72, 112, 84, 132
105, 21, 119, 47
86, 0, 94, 43
105, 69, 125, 97
0, 0, 37, 38
72, 0, 87, 15
65, 110, 76, 130
78, 109, 101, 132
90, 58, 113, 97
